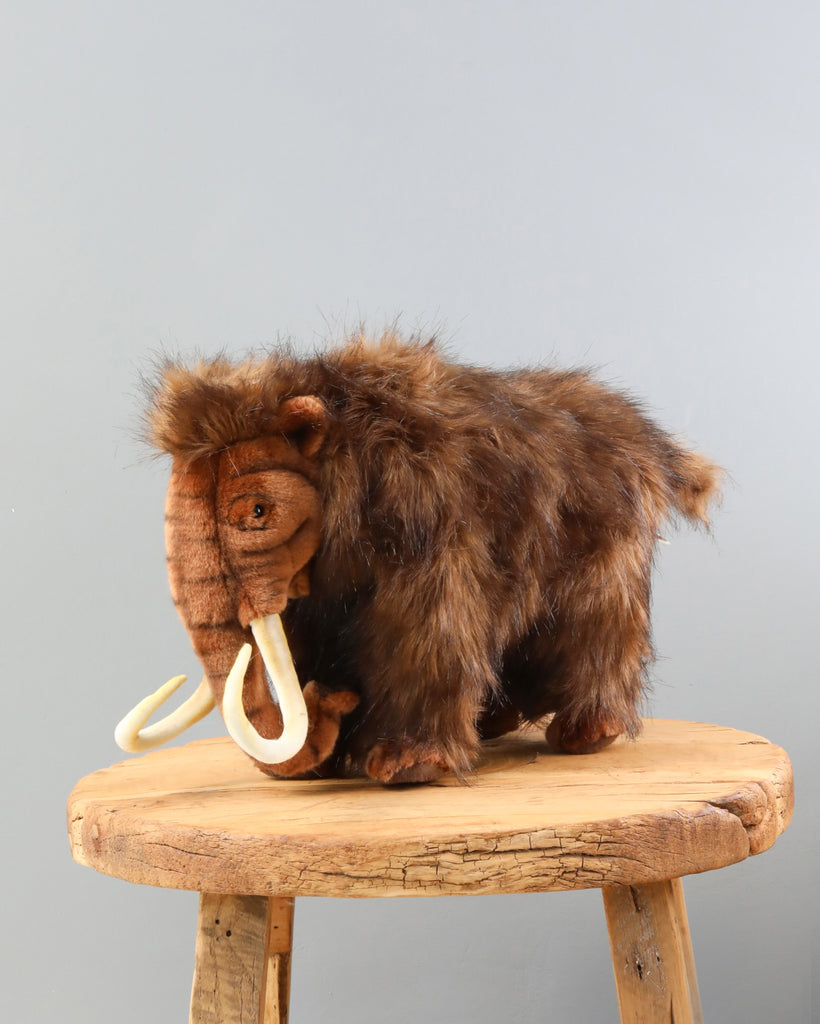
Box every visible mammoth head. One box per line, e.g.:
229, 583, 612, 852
115, 378, 330, 770
210, 413, 325, 627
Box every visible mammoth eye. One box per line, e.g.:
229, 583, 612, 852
225, 493, 275, 531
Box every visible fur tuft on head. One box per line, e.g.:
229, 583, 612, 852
144, 331, 446, 463
145, 354, 287, 462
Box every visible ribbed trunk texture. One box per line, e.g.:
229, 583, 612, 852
164, 456, 284, 738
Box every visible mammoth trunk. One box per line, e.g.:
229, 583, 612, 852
166, 457, 298, 761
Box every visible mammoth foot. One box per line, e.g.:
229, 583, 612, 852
546, 710, 623, 755
254, 683, 358, 779
365, 740, 451, 785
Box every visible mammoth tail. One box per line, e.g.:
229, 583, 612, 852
664, 445, 723, 527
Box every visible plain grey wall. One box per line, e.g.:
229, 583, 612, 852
3, 2, 816, 1021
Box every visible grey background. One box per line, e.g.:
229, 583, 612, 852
2, 2, 817, 1021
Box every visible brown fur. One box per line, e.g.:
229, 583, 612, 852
148, 332, 721, 783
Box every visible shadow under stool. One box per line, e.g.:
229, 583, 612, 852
67, 718, 793, 1023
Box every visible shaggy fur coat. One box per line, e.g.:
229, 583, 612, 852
148, 333, 720, 782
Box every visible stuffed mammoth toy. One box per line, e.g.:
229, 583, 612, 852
115, 333, 720, 784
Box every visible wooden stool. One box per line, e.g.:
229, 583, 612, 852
67, 719, 793, 1023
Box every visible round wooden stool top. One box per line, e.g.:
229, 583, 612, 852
67, 720, 793, 899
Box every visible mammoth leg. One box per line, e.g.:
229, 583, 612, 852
504, 536, 653, 753
352, 560, 498, 783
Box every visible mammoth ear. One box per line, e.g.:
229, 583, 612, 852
278, 395, 328, 458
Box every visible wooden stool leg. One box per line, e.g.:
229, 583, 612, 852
603, 878, 703, 1024
261, 898, 295, 1023
190, 894, 295, 1024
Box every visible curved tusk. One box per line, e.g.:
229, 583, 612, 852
114, 676, 215, 753
222, 614, 309, 765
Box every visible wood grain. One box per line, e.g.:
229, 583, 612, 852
190, 894, 268, 1024
604, 878, 703, 1023
189, 895, 294, 1024
260, 898, 294, 1024
67, 720, 793, 898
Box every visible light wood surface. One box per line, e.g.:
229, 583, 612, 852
190, 895, 267, 1024
260, 898, 294, 1024
67, 719, 792, 898
603, 878, 703, 1023
189, 895, 293, 1024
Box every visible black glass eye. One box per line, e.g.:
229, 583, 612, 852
252, 503, 265, 518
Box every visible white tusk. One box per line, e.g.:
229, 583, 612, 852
221, 614, 309, 765
114, 676, 215, 753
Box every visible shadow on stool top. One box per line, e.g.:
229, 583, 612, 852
67, 719, 793, 899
